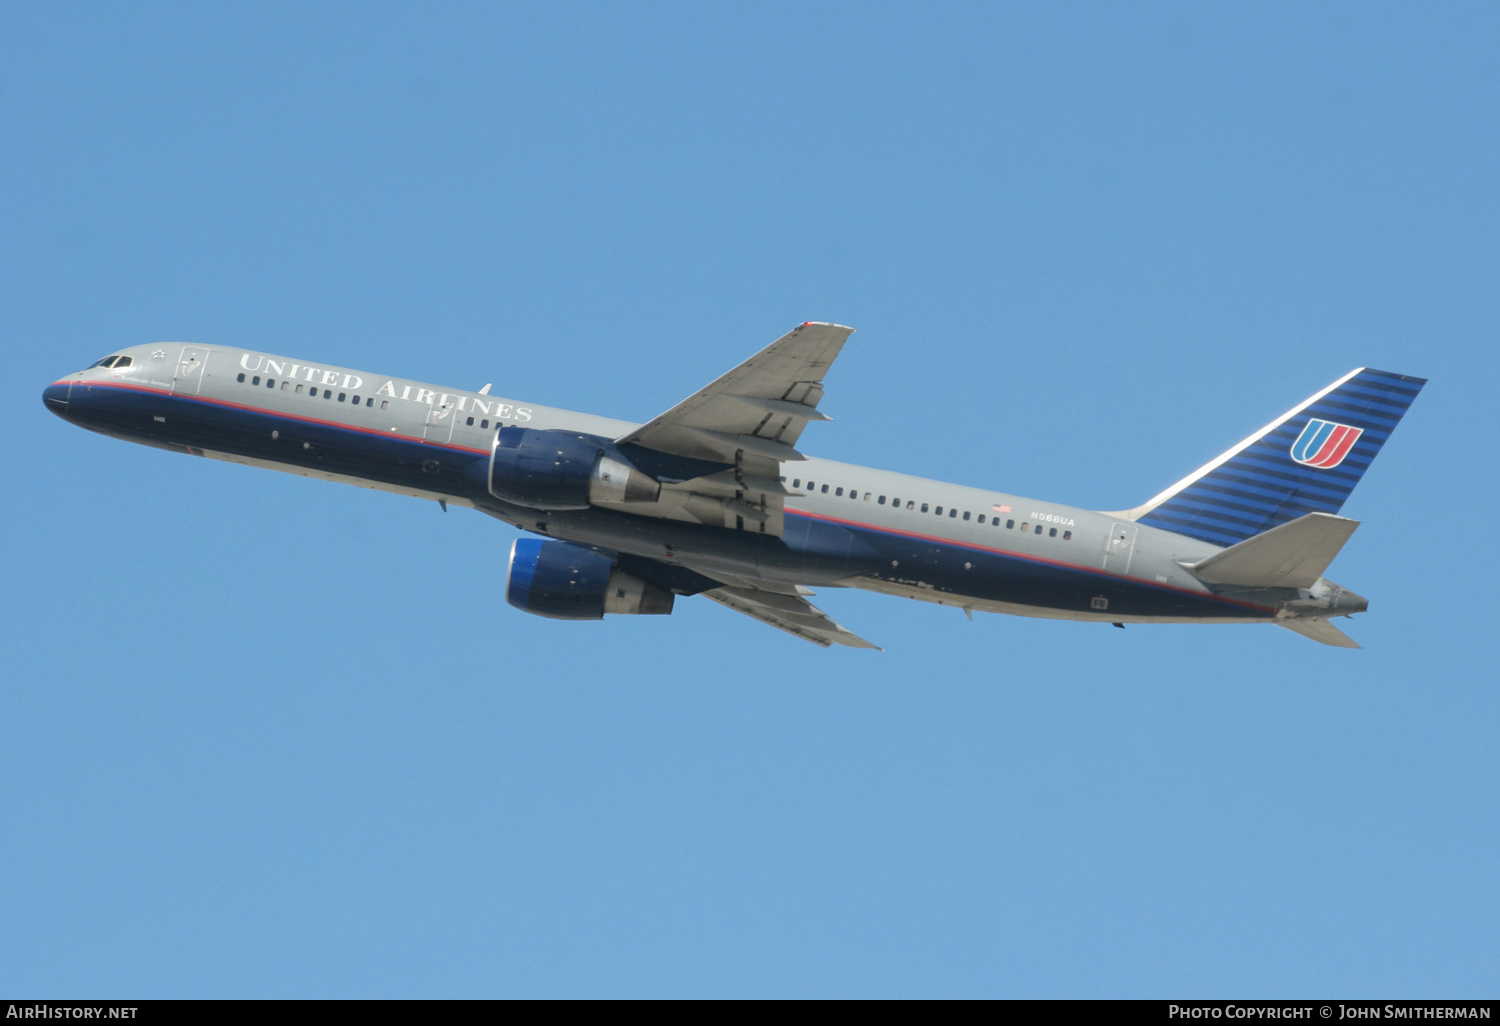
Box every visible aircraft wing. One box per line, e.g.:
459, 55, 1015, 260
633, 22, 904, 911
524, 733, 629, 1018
618, 321, 852, 462
612, 553, 879, 650
604, 322, 854, 538
701, 583, 881, 650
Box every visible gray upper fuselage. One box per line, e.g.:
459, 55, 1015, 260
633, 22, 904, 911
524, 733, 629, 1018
48, 342, 1312, 624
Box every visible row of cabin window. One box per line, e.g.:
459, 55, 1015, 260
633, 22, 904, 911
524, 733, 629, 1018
234, 373, 505, 430
790, 477, 1073, 541
237, 372, 390, 409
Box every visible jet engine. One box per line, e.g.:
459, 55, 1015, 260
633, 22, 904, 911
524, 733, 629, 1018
489, 427, 660, 511
505, 538, 675, 620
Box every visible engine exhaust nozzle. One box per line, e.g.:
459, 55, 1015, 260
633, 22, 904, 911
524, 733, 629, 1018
590, 455, 661, 504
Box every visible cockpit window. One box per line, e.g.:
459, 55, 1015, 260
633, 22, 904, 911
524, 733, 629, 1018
93, 356, 117, 368
113, 356, 132, 368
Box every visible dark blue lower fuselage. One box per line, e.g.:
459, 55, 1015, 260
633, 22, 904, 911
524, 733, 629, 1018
45, 380, 1270, 622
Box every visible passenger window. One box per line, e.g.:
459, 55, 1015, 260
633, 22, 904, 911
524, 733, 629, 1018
836, 487, 843, 496
1063, 531, 1072, 540
1006, 519, 1015, 529
324, 389, 332, 398
114, 356, 132, 368
963, 511, 970, 521
921, 503, 929, 513
237, 373, 246, 383
366, 398, 374, 407
793, 479, 801, 489
281, 381, 289, 390
338, 393, 346, 402
864, 492, 871, 501
1035, 524, 1043, 534
1049, 527, 1057, 537
252, 376, 260, 386
821, 484, 829, 494
878, 496, 886, 505
1020, 522, 1028, 531
352, 395, 360, 404
295, 383, 303, 394
806, 481, 815, 490
480, 418, 488, 428
949, 508, 957, 518
466, 416, 474, 426
978, 515, 985, 524
935, 506, 943, 515
906, 501, 914, 510
381, 400, 390, 410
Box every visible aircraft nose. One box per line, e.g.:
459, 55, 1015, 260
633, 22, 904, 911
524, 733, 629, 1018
42, 382, 70, 417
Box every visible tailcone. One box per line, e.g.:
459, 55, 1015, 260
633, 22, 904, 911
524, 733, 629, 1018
1279, 578, 1368, 618
1332, 584, 1369, 615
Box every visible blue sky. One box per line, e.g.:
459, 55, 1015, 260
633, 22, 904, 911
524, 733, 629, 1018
2, 1, 1496, 997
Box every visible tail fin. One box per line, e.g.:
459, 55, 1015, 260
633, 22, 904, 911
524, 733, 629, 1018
1121, 368, 1425, 546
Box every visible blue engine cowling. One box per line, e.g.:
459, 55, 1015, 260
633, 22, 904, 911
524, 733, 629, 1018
489, 426, 659, 511
505, 538, 675, 620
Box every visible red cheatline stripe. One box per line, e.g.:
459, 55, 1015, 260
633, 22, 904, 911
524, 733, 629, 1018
72, 380, 1276, 615
784, 507, 1277, 613
66, 380, 492, 456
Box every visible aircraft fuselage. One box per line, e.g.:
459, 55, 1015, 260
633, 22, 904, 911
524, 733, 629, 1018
43, 342, 1369, 640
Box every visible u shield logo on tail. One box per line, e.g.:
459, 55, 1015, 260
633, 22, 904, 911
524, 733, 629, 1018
1291, 419, 1364, 469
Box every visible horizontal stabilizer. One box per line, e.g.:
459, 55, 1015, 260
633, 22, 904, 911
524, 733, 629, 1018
1183, 512, 1359, 589
1276, 618, 1360, 648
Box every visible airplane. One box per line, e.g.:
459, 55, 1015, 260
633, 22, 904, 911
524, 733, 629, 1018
42, 324, 1424, 649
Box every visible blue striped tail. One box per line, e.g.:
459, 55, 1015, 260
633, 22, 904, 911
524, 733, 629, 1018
1133, 368, 1426, 547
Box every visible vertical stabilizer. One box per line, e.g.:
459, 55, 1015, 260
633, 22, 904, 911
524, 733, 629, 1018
1121, 368, 1425, 546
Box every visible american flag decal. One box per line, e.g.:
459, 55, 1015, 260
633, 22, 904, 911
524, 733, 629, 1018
992, 504, 1011, 513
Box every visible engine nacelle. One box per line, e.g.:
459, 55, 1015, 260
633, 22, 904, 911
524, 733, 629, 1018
489, 427, 660, 511
505, 538, 675, 620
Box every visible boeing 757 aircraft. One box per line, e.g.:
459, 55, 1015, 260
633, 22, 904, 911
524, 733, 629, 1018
43, 324, 1424, 649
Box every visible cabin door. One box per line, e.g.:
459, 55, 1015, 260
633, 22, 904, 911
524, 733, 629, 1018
173, 346, 210, 395
1102, 522, 1138, 575
423, 396, 456, 444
